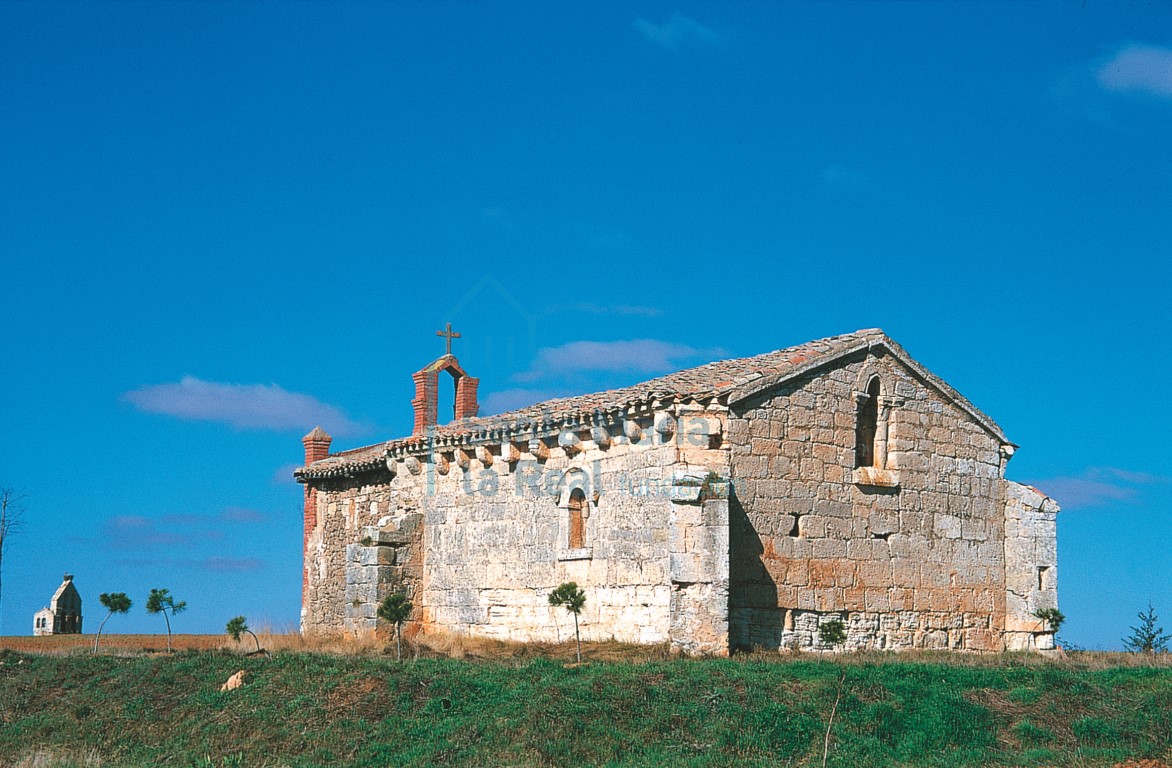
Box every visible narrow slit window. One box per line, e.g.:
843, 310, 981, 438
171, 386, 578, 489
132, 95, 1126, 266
568, 489, 586, 549
855, 377, 882, 468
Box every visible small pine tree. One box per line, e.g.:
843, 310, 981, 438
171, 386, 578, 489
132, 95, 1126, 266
1124, 602, 1170, 654
145, 588, 186, 653
226, 615, 263, 654
548, 582, 587, 663
1033, 607, 1066, 635
377, 592, 413, 662
818, 619, 847, 653
93, 592, 132, 654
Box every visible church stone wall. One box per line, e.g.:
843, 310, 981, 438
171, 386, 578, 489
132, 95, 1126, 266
303, 414, 734, 654
419, 438, 678, 646
302, 336, 1057, 655
1003, 481, 1060, 650
302, 472, 425, 635
728, 348, 1012, 651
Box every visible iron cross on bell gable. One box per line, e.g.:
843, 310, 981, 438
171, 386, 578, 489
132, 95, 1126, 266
436, 322, 460, 356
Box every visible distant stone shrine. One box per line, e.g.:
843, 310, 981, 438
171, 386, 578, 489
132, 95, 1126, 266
33, 574, 83, 635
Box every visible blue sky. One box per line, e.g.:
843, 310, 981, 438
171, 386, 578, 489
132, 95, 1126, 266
1, 2, 1169, 649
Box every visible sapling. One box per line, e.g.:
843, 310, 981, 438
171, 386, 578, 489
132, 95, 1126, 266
377, 592, 413, 661
93, 592, 132, 654
226, 615, 264, 654
549, 582, 587, 663
1124, 602, 1170, 654
145, 588, 186, 653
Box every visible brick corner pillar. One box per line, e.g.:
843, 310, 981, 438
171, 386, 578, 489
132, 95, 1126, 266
302, 426, 333, 465
412, 368, 439, 434
300, 426, 332, 628
455, 376, 479, 420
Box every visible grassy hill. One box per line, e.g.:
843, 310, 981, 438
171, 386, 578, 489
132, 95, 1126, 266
0, 642, 1169, 767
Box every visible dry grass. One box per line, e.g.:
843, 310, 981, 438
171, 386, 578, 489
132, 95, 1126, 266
0, 634, 229, 654
10, 749, 103, 768
3, 631, 1171, 669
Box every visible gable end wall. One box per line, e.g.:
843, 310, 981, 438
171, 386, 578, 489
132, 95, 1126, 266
728, 349, 1009, 651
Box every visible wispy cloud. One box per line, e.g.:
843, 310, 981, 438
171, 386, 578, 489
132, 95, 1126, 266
101, 515, 222, 550
124, 376, 365, 436
222, 507, 266, 523
1027, 467, 1169, 509
98, 506, 268, 551
1097, 43, 1172, 98
546, 302, 665, 318
633, 12, 720, 50
272, 463, 301, 485
515, 340, 722, 383
203, 556, 265, 572
113, 556, 265, 572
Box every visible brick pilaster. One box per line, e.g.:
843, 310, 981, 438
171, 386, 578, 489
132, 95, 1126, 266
412, 369, 439, 434
300, 427, 332, 619
455, 376, 479, 420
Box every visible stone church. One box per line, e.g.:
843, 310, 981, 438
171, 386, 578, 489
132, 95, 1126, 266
296, 328, 1059, 654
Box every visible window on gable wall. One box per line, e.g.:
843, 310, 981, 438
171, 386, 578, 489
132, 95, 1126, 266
855, 377, 882, 468
568, 488, 586, 549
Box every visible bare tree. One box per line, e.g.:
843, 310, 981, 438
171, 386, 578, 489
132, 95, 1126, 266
0, 488, 26, 634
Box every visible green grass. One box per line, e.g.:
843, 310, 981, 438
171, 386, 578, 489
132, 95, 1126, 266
1, 650, 1170, 767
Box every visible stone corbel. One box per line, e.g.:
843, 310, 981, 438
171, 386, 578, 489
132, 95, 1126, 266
500, 441, 521, 464
455, 448, 472, 472
433, 452, 450, 476
475, 445, 494, 468
558, 430, 583, 456
623, 419, 645, 445
527, 437, 550, 461
654, 412, 676, 441
382, 458, 398, 478
999, 444, 1016, 474
590, 425, 612, 449
404, 456, 422, 476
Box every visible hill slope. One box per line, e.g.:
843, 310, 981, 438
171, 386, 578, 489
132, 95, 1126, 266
1, 649, 1170, 767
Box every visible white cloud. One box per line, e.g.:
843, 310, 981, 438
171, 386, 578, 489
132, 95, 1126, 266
1027, 467, 1169, 510
1096, 43, 1172, 97
271, 463, 301, 485
124, 376, 365, 436
515, 339, 721, 383
632, 13, 720, 50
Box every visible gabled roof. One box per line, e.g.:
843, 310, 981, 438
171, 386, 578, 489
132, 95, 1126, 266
295, 329, 1010, 481
49, 575, 80, 612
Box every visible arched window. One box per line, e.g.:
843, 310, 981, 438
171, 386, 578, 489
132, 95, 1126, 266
855, 376, 882, 468
568, 488, 586, 549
